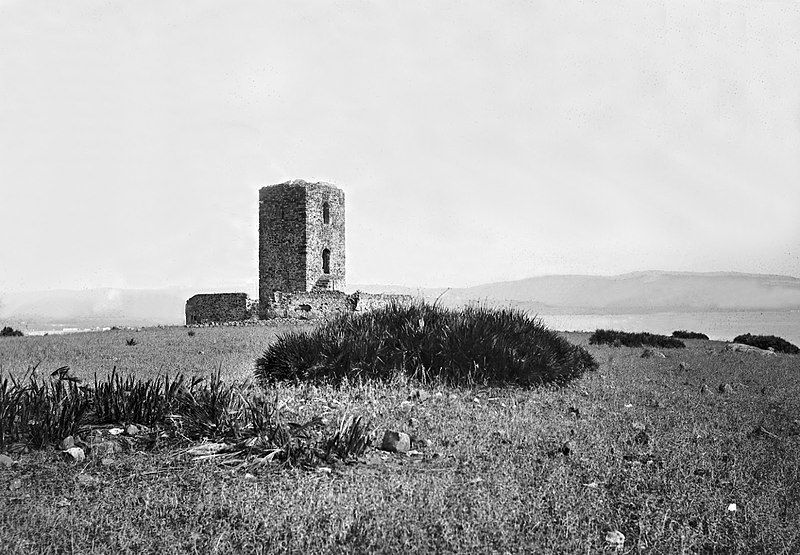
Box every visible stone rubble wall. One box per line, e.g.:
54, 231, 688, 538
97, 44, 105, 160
260, 291, 415, 320
185, 293, 250, 325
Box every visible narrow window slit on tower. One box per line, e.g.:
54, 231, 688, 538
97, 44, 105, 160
322, 248, 331, 274
322, 202, 330, 224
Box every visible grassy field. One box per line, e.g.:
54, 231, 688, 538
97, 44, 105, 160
0, 325, 799, 553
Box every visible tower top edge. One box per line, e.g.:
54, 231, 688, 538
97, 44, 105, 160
259, 179, 342, 191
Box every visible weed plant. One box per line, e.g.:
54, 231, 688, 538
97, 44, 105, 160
255, 303, 597, 387
672, 330, 709, 340
732, 333, 799, 354
0, 369, 369, 464
589, 329, 686, 348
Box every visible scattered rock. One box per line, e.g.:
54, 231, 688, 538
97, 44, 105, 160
727, 503, 738, 512
62, 447, 86, 462
380, 430, 411, 454
244, 473, 257, 480
108, 428, 124, 436
399, 400, 414, 410
468, 477, 484, 484
718, 383, 733, 394
605, 530, 625, 548
725, 343, 776, 356
100, 458, 115, 467
641, 348, 666, 359
0, 454, 13, 468
8, 478, 22, 491
125, 424, 139, 436
561, 440, 575, 456
678, 362, 690, 371
59, 436, 75, 450
408, 417, 419, 428
700, 384, 711, 395
55, 498, 72, 508
91, 441, 122, 458
631, 421, 646, 432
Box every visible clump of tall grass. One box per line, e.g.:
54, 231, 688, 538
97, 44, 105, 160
0, 375, 89, 449
0, 369, 369, 465
255, 302, 597, 387
589, 329, 686, 349
672, 330, 709, 340
92, 368, 190, 426
732, 333, 799, 355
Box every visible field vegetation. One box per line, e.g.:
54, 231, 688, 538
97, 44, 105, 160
256, 303, 597, 386
733, 333, 800, 355
0, 321, 798, 553
672, 330, 710, 340
589, 329, 686, 349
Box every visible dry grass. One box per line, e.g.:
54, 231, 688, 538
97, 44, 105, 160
0, 327, 799, 553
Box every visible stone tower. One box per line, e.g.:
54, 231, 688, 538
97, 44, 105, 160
258, 180, 345, 308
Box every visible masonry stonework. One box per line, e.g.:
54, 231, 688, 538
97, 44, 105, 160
186, 179, 409, 325
185, 293, 249, 325
259, 180, 345, 315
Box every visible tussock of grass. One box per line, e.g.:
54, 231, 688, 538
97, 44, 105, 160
255, 303, 597, 387
589, 329, 686, 349
733, 333, 799, 354
0, 370, 369, 466
672, 330, 709, 340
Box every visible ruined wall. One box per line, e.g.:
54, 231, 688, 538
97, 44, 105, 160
266, 291, 353, 319
264, 291, 413, 320
186, 293, 249, 325
353, 292, 413, 313
304, 183, 346, 291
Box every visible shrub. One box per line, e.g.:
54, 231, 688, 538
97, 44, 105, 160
92, 369, 191, 426
0, 326, 23, 337
126, 338, 137, 346
732, 333, 799, 355
255, 302, 597, 387
589, 329, 685, 349
672, 330, 709, 340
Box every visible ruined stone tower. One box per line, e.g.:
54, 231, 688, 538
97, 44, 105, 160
258, 180, 345, 309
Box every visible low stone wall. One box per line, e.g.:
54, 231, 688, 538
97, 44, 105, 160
185, 293, 250, 325
264, 291, 413, 320
187, 291, 415, 324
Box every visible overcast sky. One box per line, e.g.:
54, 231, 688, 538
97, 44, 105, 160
1, 1, 798, 293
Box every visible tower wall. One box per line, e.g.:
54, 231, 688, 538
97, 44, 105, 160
305, 183, 346, 291
258, 183, 308, 305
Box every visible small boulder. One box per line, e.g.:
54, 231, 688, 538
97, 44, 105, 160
412, 389, 431, 402
75, 474, 99, 486
125, 424, 139, 436
700, 384, 711, 396
718, 383, 734, 394
62, 447, 86, 463
605, 530, 625, 548
380, 430, 411, 454
59, 436, 75, 450
678, 362, 690, 371
0, 454, 13, 468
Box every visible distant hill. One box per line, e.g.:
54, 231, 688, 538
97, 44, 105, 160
2, 271, 799, 331
358, 271, 800, 314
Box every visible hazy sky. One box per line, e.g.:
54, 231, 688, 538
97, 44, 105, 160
1, 1, 798, 293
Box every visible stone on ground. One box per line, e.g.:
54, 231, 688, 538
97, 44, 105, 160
62, 447, 85, 462
380, 430, 411, 453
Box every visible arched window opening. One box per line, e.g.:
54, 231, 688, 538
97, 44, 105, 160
322, 248, 331, 274
322, 202, 330, 224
